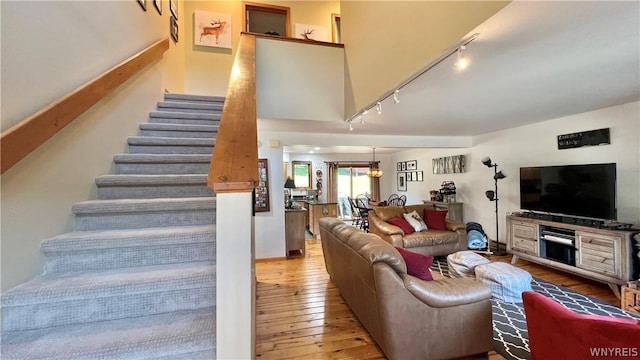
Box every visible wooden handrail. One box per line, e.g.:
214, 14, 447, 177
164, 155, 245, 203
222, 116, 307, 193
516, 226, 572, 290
1, 38, 170, 174
208, 34, 258, 193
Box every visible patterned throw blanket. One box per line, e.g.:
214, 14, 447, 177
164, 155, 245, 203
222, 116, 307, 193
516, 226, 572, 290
430, 258, 639, 360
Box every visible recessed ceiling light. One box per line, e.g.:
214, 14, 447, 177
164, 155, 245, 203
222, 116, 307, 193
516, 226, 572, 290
314, 147, 321, 150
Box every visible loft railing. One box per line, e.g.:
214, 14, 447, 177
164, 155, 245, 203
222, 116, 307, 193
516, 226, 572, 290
0, 38, 170, 174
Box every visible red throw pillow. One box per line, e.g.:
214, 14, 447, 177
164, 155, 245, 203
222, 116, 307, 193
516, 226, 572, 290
424, 209, 448, 231
395, 247, 434, 281
387, 216, 415, 234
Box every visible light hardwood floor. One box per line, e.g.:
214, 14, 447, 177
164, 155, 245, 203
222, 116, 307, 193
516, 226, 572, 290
255, 239, 620, 359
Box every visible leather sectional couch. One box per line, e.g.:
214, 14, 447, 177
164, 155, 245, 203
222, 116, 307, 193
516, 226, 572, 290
319, 217, 493, 360
369, 204, 467, 256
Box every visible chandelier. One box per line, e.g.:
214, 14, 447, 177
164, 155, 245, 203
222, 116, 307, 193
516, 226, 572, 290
367, 148, 383, 178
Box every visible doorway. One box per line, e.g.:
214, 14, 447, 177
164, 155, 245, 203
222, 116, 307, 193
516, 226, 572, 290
243, 2, 290, 37
337, 166, 370, 219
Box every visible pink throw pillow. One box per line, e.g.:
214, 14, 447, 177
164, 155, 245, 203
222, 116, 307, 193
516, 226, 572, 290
424, 209, 448, 231
395, 247, 434, 281
387, 216, 415, 234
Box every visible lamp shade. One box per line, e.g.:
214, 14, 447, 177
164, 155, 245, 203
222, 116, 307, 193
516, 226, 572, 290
494, 170, 507, 180
284, 177, 296, 189
485, 190, 495, 201
481, 157, 493, 167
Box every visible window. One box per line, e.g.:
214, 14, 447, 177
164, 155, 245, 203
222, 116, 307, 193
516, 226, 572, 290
243, 2, 290, 37
292, 161, 311, 189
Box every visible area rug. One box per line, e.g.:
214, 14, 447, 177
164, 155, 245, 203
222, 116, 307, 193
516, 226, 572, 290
429, 259, 640, 360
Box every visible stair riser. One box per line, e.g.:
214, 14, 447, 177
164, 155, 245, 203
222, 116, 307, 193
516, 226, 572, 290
75, 210, 216, 231
2, 286, 215, 331
148, 117, 221, 126
115, 163, 211, 174
139, 130, 218, 138
97, 185, 214, 199
128, 145, 214, 154
44, 243, 215, 273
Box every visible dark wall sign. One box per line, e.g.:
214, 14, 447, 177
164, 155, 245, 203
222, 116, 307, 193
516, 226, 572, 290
557, 128, 610, 150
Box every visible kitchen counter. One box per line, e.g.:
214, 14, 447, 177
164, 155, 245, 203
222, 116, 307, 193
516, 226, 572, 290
298, 201, 338, 238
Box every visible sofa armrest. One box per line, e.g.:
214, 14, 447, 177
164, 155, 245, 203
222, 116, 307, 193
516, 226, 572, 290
403, 276, 491, 308
445, 219, 466, 232
369, 213, 404, 247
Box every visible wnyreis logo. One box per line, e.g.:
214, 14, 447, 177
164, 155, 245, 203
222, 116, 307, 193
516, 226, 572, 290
590, 348, 639, 357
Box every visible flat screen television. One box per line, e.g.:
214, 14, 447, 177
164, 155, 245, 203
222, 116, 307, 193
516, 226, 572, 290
520, 163, 616, 220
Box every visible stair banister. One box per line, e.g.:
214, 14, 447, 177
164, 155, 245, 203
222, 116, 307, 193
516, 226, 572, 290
0, 37, 170, 175
208, 33, 258, 359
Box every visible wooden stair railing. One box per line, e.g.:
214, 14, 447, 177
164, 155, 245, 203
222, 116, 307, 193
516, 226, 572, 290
1, 38, 170, 174
208, 33, 258, 193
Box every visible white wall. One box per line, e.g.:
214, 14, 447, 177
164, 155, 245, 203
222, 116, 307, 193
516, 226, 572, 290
255, 140, 286, 259
392, 102, 640, 243
256, 39, 344, 122
1, 1, 185, 291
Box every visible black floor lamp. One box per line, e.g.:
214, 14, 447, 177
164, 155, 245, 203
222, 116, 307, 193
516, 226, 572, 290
482, 157, 508, 256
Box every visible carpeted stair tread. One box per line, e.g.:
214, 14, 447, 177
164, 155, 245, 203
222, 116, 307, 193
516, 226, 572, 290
95, 175, 214, 199
41, 226, 216, 252
127, 136, 215, 146
41, 226, 216, 273
113, 154, 212, 175
1, 307, 215, 360
139, 123, 219, 133
157, 101, 223, 111
164, 93, 225, 103
113, 153, 212, 164
2, 262, 216, 307
95, 174, 208, 186
148, 111, 221, 121
72, 197, 216, 230
72, 197, 216, 214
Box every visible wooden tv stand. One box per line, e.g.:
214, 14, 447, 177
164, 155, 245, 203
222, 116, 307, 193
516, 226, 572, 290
506, 215, 637, 298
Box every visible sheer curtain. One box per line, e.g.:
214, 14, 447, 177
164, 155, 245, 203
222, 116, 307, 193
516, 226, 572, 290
325, 162, 339, 203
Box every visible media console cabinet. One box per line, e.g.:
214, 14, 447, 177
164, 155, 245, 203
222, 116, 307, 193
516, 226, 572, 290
506, 215, 637, 298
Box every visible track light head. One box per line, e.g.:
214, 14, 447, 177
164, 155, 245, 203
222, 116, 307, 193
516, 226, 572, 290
376, 102, 382, 115
348, 121, 353, 131
455, 45, 469, 70
393, 89, 400, 104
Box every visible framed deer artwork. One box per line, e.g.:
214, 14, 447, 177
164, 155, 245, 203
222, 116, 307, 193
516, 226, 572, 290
194, 11, 232, 49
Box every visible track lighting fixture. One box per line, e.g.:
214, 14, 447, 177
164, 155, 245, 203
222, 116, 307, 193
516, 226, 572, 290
348, 121, 353, 131
393, 89, 400, 104
342, 32, 479, 131
360, 109, 369, 124
455, 45, 469, 70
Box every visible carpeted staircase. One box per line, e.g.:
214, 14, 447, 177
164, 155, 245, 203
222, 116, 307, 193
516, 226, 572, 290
1, 94, 221, 359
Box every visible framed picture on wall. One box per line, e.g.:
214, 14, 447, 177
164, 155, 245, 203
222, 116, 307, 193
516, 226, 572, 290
170, 16, 179, 42
417, 171, 423, 182
397, 172, 407, 192
401, 162, 407, 171
137, 0, 147, 11
170, 0, 178, 19
397, 162, 402, 171
255, 158, 270, 212
407, 160, 417, 170
153, 0, 162, 15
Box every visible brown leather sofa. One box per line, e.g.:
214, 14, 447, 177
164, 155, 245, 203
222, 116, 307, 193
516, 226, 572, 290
319, 217, 493, 360
369, 204, 466, 256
